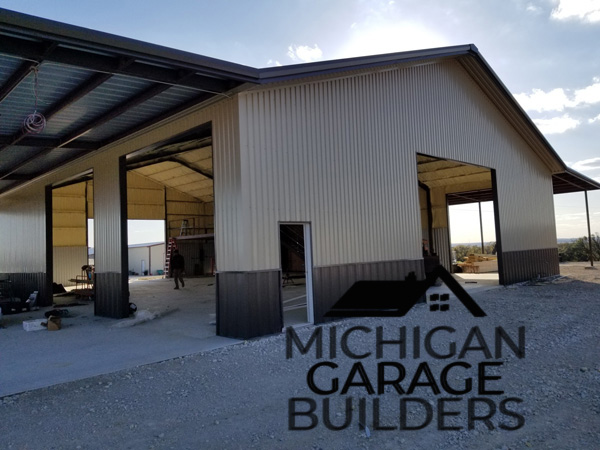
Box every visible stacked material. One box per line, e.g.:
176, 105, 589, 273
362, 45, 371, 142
458, 254, 498, 273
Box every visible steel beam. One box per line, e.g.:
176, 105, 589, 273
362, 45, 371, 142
0, 61, 37, 103
0, 34, 237, 93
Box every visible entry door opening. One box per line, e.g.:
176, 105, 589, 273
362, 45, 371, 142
280, 223, 314, 326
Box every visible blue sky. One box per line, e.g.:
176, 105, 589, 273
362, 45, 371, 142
2, 0, 599, 242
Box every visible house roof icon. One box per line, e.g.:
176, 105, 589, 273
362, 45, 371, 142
325, 265, 486, 318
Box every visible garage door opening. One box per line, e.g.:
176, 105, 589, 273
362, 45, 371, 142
123, 123, 216, 332
280, 223, 314, 326
417, 153, 500, 285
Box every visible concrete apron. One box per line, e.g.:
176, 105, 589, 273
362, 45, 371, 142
0, 272, 500, 398
0, 276, 239, 398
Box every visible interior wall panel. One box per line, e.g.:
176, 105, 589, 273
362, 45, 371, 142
166, 187, 212, 238
52, 183, 87, 247
53, 246, 88, 286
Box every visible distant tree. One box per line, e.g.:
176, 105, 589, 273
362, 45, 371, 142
558, 233, 600, 262
453, 242, 496, 262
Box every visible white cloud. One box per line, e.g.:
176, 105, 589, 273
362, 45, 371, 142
533, 115, 580, 134
571, 157, 600, 171
266, 59, 282, 67
514, 88, 573, 112
589, 114, 600, 123
551, 0, 600, 23
574, 77, 600, 105
287, 44, 323, 63
526, 3, 542, 14
515, 78, 600, 112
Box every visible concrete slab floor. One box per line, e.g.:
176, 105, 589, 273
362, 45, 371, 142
0, 276, 239, 398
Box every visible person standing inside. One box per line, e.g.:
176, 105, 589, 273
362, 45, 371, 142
170, 249, 185, 289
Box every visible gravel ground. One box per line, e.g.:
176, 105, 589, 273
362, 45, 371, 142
1, 264, 599, 449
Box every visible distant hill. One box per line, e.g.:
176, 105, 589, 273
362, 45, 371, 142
557, 238, 577, 244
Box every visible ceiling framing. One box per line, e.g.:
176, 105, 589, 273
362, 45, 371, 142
0, 10, 255, 194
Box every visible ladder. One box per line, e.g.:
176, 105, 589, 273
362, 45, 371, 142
164, 237, 178, 277
180, 219, 189, 236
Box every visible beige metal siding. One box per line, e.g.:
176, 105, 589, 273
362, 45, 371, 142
166, 188, 211, 238
213, 98, 249, 271
52, 183, 87, 247
400, 62, 557, 252
237, 60, 556, 271
53, 246, 88, 286
93, 158, 123, 272
127, 172, 165, 220
0, 185, 46, 273
1, 96, 241, 272
239, 78, 422, 271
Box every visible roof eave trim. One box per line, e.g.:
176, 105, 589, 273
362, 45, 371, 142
0, 7, 260, 81
256, 44, 478, 82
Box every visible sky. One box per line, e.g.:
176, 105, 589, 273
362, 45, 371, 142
2, 0, 599, 243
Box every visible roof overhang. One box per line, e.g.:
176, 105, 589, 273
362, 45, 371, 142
0, 8, 258, 195
552, 168, 600, 194
1, 8, 596, 198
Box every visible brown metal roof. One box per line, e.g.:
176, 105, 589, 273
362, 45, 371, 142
1, 8, 597, 198
552, 169, 600, 194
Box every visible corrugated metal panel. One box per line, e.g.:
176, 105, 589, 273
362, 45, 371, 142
312, 259, 424, 324
15, 148, 88, 176
85, 85, 199, 141
175, 239, 213, 275
165, 187, 211, 237
0, 63, 91, 136
127, 171, 164, 220
216, 270, 282, 339
237, 60, 557, 272
0, 146, 45, 174
127, 244, 165, 275
93, 158, 123, 271
502, 248, 559, 284
212, 98, 249, 271
0, 272, 48, 306
238, 71, 423, 270
432, 228, 452, 271
95, 272, 128, 318
43, 74, 153, 138
53, 183, 87, 247
0, 185, 46, 273
53, 246, 87, 286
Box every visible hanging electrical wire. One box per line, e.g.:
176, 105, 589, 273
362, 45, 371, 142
23, 67, 46, 134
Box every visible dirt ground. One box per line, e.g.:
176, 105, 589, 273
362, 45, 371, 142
1, 263, 599, 449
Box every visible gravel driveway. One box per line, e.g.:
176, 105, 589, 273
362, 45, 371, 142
1, 264, 599, 449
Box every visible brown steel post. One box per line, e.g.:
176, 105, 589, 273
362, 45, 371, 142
585, 190, 594, 267
479, 202, 485, 254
